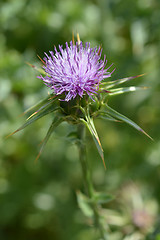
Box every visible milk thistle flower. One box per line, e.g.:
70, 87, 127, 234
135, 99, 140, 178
38, 38, 114, 102
9, 34, 151, 167
8, 34, 152, 240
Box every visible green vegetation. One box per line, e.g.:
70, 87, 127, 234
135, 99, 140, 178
0, 0, 160, 239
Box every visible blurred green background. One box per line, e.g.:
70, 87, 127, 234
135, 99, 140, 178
0, 0, 160, 239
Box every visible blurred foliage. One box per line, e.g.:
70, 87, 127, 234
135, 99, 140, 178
0, 0, 160, 239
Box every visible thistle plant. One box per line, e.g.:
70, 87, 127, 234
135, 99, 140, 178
9, 34, 152, 239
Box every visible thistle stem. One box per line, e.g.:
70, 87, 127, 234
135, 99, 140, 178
77, 124, 107, 240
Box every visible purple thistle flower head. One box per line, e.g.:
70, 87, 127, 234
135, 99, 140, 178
38, 41, 115, 101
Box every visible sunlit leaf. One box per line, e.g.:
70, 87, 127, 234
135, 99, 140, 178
103, 104, 153, 140
7, 101, 59, 137
22, 94, 57, 116
100, 74, 145, 89
106, 86, 148, 96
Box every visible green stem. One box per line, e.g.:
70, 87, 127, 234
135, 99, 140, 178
77, 124, 93, 197
77, 124, 107, 240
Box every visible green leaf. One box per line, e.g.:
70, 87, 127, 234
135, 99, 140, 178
93, 192, 114, 204
80, 108, 106, 168
8, 100, 59, 137
36, 116, 64, 161
76, 191, 94, 217
98, 111, 121, 122
23, 94, 57, 116
26, 62, 46, 75
103, 104, 153, 140
100, 74, 145, 89
107, 86, 148, 96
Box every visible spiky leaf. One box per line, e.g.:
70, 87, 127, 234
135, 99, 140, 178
106, 86, 148, 96
80, 110, 105, 168
36, 116, 64, 161
98, 111, 121, 122
23, 94, 58, 116
100, 74, 145, 89
26, 62, 46, 75
8, 101, 59, 137
102, 104, 152, 140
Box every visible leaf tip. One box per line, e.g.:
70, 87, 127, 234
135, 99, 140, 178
5, 129, 19, 139
25, 61, 36, 69
37, 54, 46, 65
102, 156, 106, 170
140, 129, 153, 141
35, 152, 41, 163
